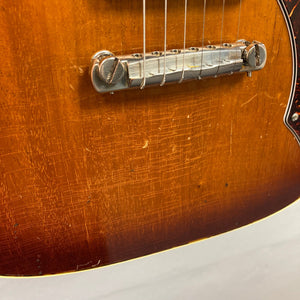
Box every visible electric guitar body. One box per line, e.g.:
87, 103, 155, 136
0, 0, 299, 276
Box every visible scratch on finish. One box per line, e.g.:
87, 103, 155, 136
83, 209, 90, 241
241, 94, 257, 107
92, 260, 101, 268
230, 121, 233, 155
264, 91, 274, 100
78, 67, 84, 75
76, 261, 92, 271
142, 140, 149, 149
289, 0, 300, 17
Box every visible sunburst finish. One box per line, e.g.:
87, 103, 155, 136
0, 0, 299, 276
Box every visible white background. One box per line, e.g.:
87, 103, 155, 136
1, 199, 300, 300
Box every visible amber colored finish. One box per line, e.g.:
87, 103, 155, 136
0, 0, 299, 276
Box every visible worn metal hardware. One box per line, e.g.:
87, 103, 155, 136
90, 40, 267, 93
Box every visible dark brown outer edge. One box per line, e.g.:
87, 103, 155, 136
282, 0, 300, 141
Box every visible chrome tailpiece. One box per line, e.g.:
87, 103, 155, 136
90, 40, 267, 93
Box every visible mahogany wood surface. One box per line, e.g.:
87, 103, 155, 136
0, 0, 299, 276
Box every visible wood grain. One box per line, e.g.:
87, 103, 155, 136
0, 0, 299, 276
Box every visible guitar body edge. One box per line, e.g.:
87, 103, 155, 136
0, 0, 299, 276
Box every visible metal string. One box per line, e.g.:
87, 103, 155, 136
236, 0, 242, 41
233, 0, 242, 73
161, 0, 168, 86
179, 0, 188, 83
220, 0, 225, 48
140, 0, 234, 89
199, 0, 206, 79
217, 0, 226, 74
140, 0, 146, 89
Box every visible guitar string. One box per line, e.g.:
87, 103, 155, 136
161, 0, 168, 86
140, 0, 146, 89
237, 0, 242, 41
217, 0, 226, 75
141, 0, 237, 89
233, 0, 242, 73
179, 0, 188, 83
199, 0, 206, 79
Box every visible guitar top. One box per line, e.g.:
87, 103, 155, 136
0, 0, 299, 276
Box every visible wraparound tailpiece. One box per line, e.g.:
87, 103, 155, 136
90, 40, 267, 93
